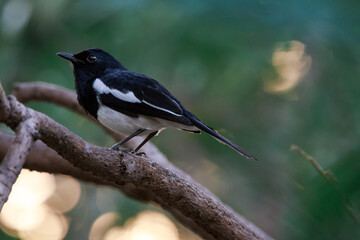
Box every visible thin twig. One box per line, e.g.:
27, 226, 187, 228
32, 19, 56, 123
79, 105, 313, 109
291, 144, 360, 224
0, 119, 37, 210
0, 82, 10, 122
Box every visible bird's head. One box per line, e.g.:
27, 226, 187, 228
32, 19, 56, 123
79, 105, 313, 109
57, 48, 125, 80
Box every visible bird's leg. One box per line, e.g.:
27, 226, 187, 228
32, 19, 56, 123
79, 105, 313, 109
111, 128, 146, 151
133, 131, 158, 156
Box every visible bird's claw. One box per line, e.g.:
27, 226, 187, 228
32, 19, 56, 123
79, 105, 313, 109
135, 151, 146, 157
111, 147, 134, 152
111, 147, 146, 157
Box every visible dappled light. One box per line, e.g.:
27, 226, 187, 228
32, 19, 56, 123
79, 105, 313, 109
103, 211, 179, 240
17, 209, 68, 240
5, 169, 55, 208
89, 212, 120, 240
264, 41, 312, 94
46, 175, 81, 213
1, 0, 32, 38
0, 170, 80, 239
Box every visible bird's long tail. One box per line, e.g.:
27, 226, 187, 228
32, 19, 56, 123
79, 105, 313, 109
186, 112, 257, 160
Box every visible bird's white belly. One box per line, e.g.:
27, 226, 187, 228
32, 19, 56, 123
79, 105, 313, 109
97, 106, 163, 135
97, 106, 197, 136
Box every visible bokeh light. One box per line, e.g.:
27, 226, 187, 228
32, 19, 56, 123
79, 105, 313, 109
264, 40, 312, 94
6, 169, 56, 208
89, 212, 120, 240
17, 208, 68, 240
0, 170, 81, 239
46, 175, 81, 213
0, 203, 47, 231
103, 211, 179, 240
1, 0, 32, 38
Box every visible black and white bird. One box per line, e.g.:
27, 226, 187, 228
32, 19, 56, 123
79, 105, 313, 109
57, 48, 256, 160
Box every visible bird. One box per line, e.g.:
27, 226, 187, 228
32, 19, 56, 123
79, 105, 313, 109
57, 48, 256, 160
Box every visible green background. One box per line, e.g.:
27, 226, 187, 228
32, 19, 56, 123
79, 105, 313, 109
1, 0, 360, 239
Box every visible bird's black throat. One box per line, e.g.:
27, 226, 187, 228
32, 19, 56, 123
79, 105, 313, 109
74, 72, 99, 119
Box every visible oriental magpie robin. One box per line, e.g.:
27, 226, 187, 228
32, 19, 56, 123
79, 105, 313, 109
57, 48, 256, 159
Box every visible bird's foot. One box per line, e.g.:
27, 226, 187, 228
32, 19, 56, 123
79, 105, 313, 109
128, 149, 146, 157
111, 144, 121, 151
111, 146, 134, 153
111, 147, 146, 157
134, 151, 146, 157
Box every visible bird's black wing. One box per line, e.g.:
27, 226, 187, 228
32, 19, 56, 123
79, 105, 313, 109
96, 71, 194, 126
97, 70, 255, 159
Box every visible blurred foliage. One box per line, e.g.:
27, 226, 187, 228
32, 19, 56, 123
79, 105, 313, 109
1, 0, 360, 239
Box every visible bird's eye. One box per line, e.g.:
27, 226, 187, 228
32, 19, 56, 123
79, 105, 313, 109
87, 55, 97, 63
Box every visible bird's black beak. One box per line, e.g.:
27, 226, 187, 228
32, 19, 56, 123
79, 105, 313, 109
56, 52, 81, 63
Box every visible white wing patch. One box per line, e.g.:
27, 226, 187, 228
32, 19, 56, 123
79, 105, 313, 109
93, 78, 182, 117
93, 78, 141, 103
142, 100, 182, 117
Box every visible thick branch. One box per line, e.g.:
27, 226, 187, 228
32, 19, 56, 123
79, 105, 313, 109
0, 119, 36, 210
0, 132, 184, 202
1, 83, 272, 240
13, 82, 85, 116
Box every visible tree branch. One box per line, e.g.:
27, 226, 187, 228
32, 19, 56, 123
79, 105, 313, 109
0, 84, 10, 122
0, 82, 272, 240
0, 132, 118, 191
0, 117, 37, 210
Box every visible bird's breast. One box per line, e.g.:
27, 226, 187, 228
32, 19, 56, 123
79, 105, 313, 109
97, 105, 165, 135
